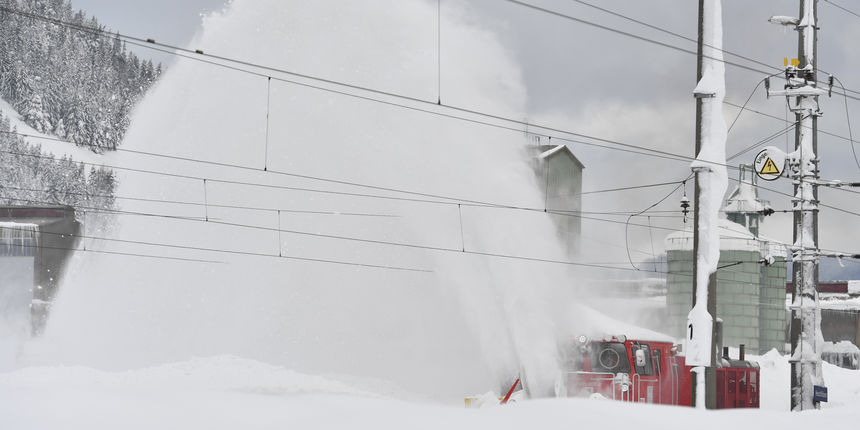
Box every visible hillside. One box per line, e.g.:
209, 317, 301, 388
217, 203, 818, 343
0, 110, 115, 210
0, 0, 159, 151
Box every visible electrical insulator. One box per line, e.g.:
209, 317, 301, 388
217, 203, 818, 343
680, 195, 690, 224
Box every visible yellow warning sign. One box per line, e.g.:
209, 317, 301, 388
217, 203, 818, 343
760, 158, 781, 175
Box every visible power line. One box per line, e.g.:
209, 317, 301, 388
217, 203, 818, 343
724, 99, 860, 147
10, 174, 854, 263
0, 195, 667, 275
0, 182, 692, 227
0, 226, 222, 264
0, 223, 432, 273
833, 76, 860, 171
569, 0, 860, 102
0, 3, 855, 175
0, 184, 401, 218
579, 180, 684, 195
0, 5, 722, 170
3, 6, 856, 235
1, 5, 855, 283
503, 0, 768, 76
565, 0, 860, 100
568, 0, 784, 77
0, 138, 706, 216
726, 74, 785, 134
625, 175, 692, 270
749, 177, 860, 218
12, 191, 856, 277
727, 117, 803, 161
1, 6, 836, 207
504, 0, 860, 101
823, 0, 860, 20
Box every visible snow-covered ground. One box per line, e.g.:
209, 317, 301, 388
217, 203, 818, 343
1, 351, 859, 430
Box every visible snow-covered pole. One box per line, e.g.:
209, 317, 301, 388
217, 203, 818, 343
766, 0, 826, 411
790, 0, 823, 411
687, 0, 728, 410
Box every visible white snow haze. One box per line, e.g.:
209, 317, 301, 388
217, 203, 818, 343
28, 0, 578, 402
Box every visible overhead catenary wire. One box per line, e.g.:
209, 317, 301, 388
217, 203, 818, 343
503, 0, 860, 101
1, 192, 687, 249
727, 73, 786, 134
0, 225, 223, 264
1, 4, 852, 272
567, 0, 860, 100
570, 0, 790, 86
833, 76, 860, 171
5, 0, 860, 160
0, 202, 663, 275
624, 175, 692, 270
0, 223, 432, 273
1, 3, 857, 171
823, 0, 860, 20
0, 184, 402, 218
8, 175, 857, 265
727, 116, 804, 161
1, 136, 728, 218
1, 12, 854, 209
6, 195, 857, 280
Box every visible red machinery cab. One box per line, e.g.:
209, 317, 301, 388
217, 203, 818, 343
561, 335, 758, 408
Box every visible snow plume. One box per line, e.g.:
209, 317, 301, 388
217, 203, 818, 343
35, 0, 570, 402
685, 0, 728, 403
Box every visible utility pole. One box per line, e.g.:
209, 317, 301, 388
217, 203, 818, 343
688, 0, 726, 410
766, 0, 826, 411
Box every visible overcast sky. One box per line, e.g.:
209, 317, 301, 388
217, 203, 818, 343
65, 0, 860, 263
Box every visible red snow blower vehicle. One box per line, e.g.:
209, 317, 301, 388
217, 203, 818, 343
560, 335, 759, 408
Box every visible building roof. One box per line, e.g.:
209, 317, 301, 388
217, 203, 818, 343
0, 206, 76, 226
537, 144, 585, 169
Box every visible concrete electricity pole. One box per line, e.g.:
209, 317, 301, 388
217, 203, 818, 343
766, 0, 826, 411
689, 0, 725, 410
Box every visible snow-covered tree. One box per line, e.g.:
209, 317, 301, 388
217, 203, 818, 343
0, 0, 161, 151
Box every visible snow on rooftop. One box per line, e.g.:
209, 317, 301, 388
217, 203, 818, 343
665, 218, 786, 257
537, 144, 567, 159
566, 305, 676, 343
849, 280, 860, 296
823, 340, 860, 355
818, 296, 860, 311
785, 293, 860, 311
0, 222, 38, 229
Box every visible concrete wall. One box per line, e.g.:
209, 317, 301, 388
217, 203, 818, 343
31, 216, 80, 335
0, 207, 80, 336
665, 249, 787, 354
0, 257, 35, 337
820, 309, 860, 346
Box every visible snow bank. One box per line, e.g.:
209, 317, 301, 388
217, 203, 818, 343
0, 356, 377, 398
3, 353, 860, 430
